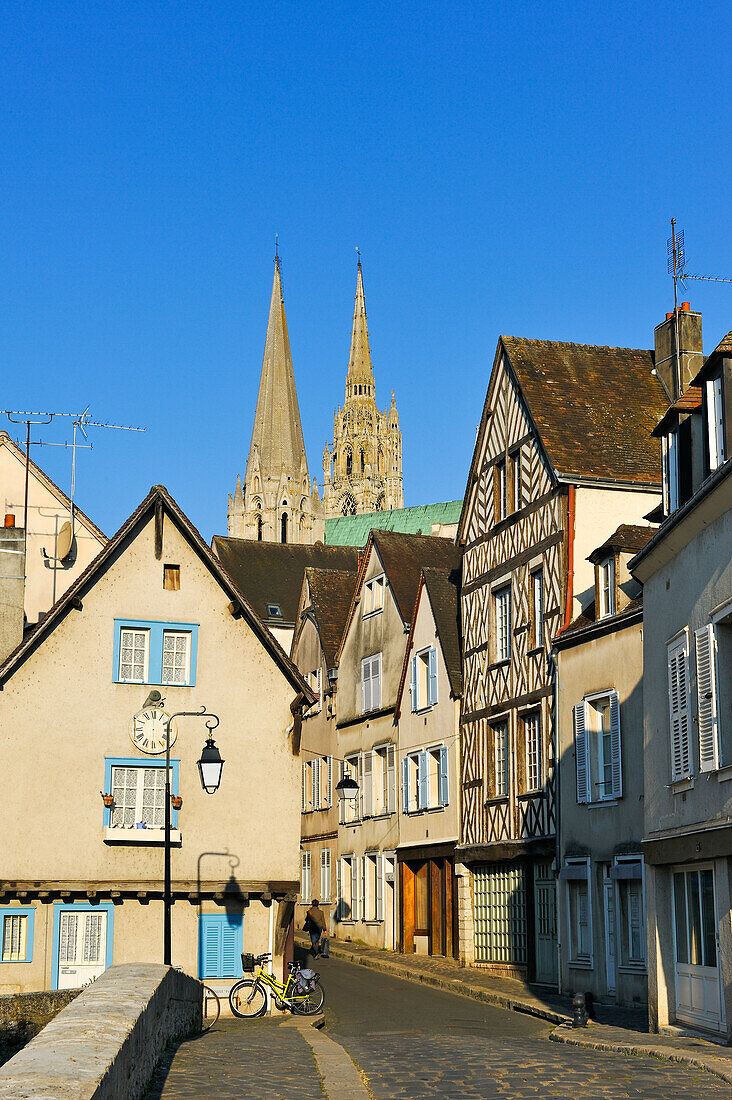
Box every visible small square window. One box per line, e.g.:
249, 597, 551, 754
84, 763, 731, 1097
163, 564, 180, 591
268, 604, 282, 617
1, 910, 34, 962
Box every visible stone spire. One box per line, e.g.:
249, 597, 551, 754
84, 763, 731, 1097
247, 256, 307, 477
227, 255, 323, 543
345, 259, 375, 393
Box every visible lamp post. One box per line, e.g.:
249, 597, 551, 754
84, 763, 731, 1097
163, 706, 224, 966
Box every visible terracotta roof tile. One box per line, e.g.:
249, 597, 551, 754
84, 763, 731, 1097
370, 530, 461, 625
422, 567, 462, 698
501, 337, 667, 483
305, 568, 359, 668
652, 390, 703, 436
588, 524, 657, 563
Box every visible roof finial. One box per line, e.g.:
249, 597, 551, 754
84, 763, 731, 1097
274, 234, 279, 264
355, 245, 361, 268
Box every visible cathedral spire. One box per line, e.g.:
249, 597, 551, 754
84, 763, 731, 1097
246, 254, 307, 478
346, 255, 375, 393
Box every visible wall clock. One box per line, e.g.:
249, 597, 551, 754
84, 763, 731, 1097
129, 708, 178, 755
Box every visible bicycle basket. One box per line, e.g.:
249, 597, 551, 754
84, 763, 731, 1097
241, 953, 255, 972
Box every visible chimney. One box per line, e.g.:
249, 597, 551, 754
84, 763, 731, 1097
0, 522, 25, 662
654, 304, 703, 402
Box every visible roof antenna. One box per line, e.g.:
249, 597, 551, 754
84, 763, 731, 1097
667, 219, 685, 398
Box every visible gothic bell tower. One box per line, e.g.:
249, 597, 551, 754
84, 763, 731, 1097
227, 254, 324, 543
321, 258, 403, 516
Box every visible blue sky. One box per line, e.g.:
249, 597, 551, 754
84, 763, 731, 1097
0, 1, 730, 540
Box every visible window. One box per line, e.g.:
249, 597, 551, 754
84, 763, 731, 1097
198, 912, 243, 979
662, 430, 679, 514
103, 759, 180, 832
367, 744, 396, 816
598, 558, 615, 618
706, 375, 725, 471
410, 647, 438, 711
493, 720, 509, 798
338, 856, 360, 921
524, 711, 542, 792
1, 908, 34, 962
510, 449, 522, 513
361, 653, 382, 713
302, 756, 331, 813
494, 586, 511, 662
531, 570, 544, 649
673, 866, 717, 969
573, 693, 621, 803
163, 563, 180, 591
566, 860, 592, 965
612, 859, 645, 968
402, 747, 448, 812
320, 849, 331, 903
305, 668, 322, 715
495, 459, 507, 521
281, 511, 288, 543
267, 603, 282, 617
114, 620, 198, 686
364, 852, 384, 921
667, 636, 691, 781
363, 575, 385, 616
300, 851, 311, 902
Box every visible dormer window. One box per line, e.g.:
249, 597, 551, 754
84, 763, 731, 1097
706, 375, 725, 472
268, 604, 282, 618
598, 557, 615, 618
662, 429, 679, 514
363, 574, 385, 616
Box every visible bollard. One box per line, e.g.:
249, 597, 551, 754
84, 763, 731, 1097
572, 991, 588, 1028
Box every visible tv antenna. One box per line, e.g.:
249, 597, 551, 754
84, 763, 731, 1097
1, 407, 145, 563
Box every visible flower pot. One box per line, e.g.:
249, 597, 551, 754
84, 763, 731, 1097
171, 796, 183, 810
101, 793, 115, 808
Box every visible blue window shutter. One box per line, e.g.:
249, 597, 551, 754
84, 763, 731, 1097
200, 917, 221, 979
438, 746, 449, 806
418, 752, 428, 809
428, 648, 438, 705
221, 917, 242, 976
410, 656, 418, 712
401, 757, 410, 813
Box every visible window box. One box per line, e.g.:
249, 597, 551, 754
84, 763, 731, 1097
104, 826, 181, 845
113, 620, 199, 686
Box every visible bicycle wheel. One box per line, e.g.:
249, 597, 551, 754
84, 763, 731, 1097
229, 979, 267, 1018
292, 980, 325, 1015
201, 985, 221, 1032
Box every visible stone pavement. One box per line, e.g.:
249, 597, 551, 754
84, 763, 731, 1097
306, 936, 732, 1086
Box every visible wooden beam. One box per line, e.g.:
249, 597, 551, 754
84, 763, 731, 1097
154, 499, 164, 560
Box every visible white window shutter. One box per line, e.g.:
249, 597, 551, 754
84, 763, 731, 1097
695, 624, 719, 772
373, 654, 382, 709
428, 647, 439, 705
352, 857, 360, 921
312, 759, 320, 811
401, 757, 410, 813
387, 745, 396, 813
410, 655, 418, 712
609, 691, 622, 798
360, 857, 366, 921
668, 639, 691, 780
336, 858, 342, 920
361, 659, 370, 713
357, 753, 364, 819
302, 762, 308, 813
418, 751, 429, 809
375, 854, 384, 921
574, 702, 589, 803
325, 756, 333, 807
363, 751, 373, 817
438, 745, 449, 806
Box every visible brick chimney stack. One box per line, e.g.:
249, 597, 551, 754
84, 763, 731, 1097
654, 302, 703, 402
0, 518, 25, 662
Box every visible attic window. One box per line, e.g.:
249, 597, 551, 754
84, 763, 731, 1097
598, 557, 615, 619
163, 564, 180, 591
268, 604, 282, 617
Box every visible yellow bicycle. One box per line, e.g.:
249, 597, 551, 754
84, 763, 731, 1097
228, 952, 324, 1018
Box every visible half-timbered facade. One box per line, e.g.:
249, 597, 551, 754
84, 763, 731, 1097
457, 336, 668, 983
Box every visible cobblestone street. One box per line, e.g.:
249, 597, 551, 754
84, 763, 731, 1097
144, 956, 730, 1098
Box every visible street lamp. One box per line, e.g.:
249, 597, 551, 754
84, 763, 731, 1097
163, 707, 223, 966
335, 773, 359, 804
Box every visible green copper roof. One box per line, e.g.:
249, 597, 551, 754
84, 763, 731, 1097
325, 501, 462, 547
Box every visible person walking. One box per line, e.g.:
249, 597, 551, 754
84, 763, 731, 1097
305, 899, 326, 957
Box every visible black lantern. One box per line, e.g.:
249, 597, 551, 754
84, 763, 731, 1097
197, 734, 225, 795
335, 773, 359, 803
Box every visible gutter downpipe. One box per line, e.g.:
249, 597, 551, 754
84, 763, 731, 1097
555, 482, 575, 994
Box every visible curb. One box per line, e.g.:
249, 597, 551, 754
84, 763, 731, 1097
316, 941, 570, 1026
550, 1023, 732, 1086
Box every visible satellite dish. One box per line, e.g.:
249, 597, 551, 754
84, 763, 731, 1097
57, 521, 74, 561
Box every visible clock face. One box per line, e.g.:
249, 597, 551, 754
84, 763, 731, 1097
129, 708, 178, 755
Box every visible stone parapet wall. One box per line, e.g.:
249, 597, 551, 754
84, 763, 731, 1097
0, 989, 80, 1068
0, 964, 202, 1100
